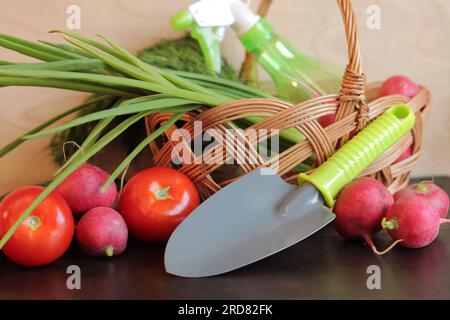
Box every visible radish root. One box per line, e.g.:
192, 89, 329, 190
364, 235, 404, 255
440, 218, 450, 224
115, 163, 131, 206
62, 140, 83, 163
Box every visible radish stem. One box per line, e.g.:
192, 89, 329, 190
381, 217, 398, 230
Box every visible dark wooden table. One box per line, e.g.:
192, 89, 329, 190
1, 177, 449, 300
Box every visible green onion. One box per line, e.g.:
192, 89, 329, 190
0, 95, 112, 158
102, 109, 196, 190
53, 98, 126, 175
0, 110, 152, 250
0, 31, 306, 249
0, 59, 105, 72
0, 76, 137, 97
0, 33, 85, 60
23, 97, 195, 139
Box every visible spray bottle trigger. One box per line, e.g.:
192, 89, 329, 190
190, 25, 224, 73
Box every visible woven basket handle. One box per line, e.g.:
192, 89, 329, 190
335, 0, 367, 139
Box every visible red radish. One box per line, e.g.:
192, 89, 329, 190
382, 196, 450, 250
56, 164, 117, 215
394, 146, 412, 163
379, 75, 420, 98
318, 114, 355, 139
333, 177, 396, 254
394, 181, 449, 218
318, 114, 336, 128
76, 207, 128, 257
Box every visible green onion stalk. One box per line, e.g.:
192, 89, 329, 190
0, 31, 304, 249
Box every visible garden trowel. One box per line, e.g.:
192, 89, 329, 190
165, 105, 415, 277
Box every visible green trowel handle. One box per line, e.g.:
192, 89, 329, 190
299, 104, 415, 207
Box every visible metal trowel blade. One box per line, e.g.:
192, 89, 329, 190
164, 168, 335, 277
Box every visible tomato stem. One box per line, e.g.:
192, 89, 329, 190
154, 186, 171, 200
27, 215, 41, 231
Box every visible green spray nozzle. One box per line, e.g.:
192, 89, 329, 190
171, 9, 194, 31
170, 0, 237, 74
171, 10, 223, 73
170, 0, 256, 74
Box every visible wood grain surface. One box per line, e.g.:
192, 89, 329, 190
1, 176, 449, 300
0, 0, 449, 193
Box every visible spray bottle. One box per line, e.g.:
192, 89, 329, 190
171, 0, 343, 103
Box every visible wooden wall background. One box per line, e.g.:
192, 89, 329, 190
1, 0, 449, 193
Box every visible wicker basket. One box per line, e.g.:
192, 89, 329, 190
145, 0, 431, 200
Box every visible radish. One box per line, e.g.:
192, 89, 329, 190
382, 196, 450, 250
379, 75, 420, 98
318, 114, 355, 139
394, 146, 412, 163
333, 177, 397, 254
394, 181, 449, 218
76, 207, 128, 257
56, 164, 117, 215
318, 114, 336, 128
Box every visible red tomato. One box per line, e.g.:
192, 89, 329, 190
119, 167, 200, 243
0, 186, 74, 267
